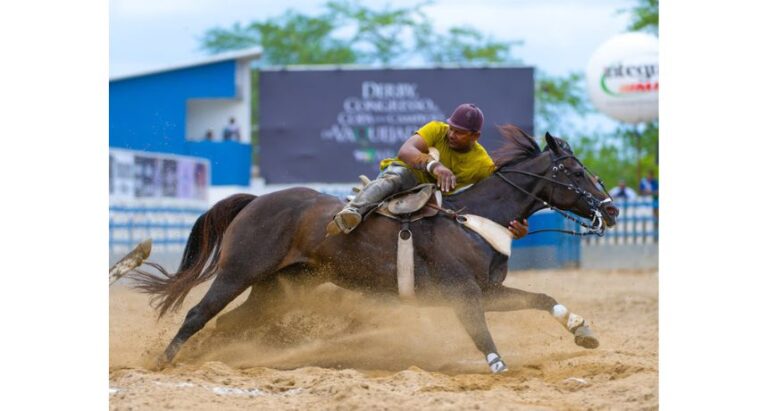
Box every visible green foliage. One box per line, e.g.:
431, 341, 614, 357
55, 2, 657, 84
201, 11, 357, 65
573, 122, 658, 190
326, 0, 429, 65
414, 24, 522, 64
621, 0, 659, 34
200, 1, 521, 67
534, 71, 589, 136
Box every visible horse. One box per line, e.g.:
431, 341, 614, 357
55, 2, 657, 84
127, 126, 619, 374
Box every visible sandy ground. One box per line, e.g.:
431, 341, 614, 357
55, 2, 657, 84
109, 269, 658, 410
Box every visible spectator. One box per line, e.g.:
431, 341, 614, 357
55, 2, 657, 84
204, 129, 215, 141
223, 117, 241, 141
609, 179, 637, 200
639, 170, 659, 197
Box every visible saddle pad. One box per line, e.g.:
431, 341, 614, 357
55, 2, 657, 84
457, 214, 512, 256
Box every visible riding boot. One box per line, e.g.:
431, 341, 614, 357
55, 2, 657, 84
331, 176, 400, 234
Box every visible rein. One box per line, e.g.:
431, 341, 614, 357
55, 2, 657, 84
495, 153, 611, 237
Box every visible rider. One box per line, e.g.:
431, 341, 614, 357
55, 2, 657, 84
329, 103, 529, 239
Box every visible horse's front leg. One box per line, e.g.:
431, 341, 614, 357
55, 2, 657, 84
446, 282, 509, 374
482, 285, 599, 349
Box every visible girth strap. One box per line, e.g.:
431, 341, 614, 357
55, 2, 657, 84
397, 218, 416, 301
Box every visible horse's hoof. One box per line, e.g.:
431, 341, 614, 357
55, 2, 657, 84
489, 359, 508, 374
573, 325, 600, 349
153, 355, 172, 371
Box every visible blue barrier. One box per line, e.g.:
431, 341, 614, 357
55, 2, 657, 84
509, 197, 658, 270
508, 210, 580, 270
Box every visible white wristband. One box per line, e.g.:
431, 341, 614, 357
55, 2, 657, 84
427, 160, 439, 175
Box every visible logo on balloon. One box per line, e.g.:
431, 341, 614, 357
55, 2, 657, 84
600, 61, 659, 96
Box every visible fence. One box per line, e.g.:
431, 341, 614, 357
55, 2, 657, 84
579, 196, 658, 270
109, 201, 207, 268
582, 196, 658, 246
108, 193, 658, 271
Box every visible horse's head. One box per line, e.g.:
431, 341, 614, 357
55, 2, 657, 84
539, 132, 618, 229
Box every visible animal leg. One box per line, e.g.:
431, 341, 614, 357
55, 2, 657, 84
158, 270, 253, 367
449, 285, 508, 374
482, 285, 599, 349
215, 280, 283, 332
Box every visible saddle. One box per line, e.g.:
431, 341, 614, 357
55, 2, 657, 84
372, 183, 441, 222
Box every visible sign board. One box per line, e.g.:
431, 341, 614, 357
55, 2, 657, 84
260, 67, 534, 183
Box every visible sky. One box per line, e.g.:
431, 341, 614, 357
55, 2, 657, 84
110, 0, 636, 78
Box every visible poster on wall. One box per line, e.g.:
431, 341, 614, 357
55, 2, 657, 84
260, 67, 534, 184
110, 150, 135, 200
109, 149, 209, 202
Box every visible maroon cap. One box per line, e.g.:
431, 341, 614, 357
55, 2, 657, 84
446, 103, 484, 132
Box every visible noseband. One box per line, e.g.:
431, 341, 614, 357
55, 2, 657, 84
494, 152, 612, 237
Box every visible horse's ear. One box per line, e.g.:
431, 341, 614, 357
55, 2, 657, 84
544, 132, 560, 154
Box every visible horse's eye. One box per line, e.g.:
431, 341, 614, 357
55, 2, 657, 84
574, 170, 584, 177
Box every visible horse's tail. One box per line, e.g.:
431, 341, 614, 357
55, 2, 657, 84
128, 193, 258, 317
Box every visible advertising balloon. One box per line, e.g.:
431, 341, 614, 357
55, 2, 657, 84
586, 32, 658, 123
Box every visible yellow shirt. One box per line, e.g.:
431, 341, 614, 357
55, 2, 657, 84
380, 121, 496, 193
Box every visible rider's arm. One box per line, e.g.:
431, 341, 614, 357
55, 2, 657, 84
397, 134, 433, 170
398, 133, 457, 192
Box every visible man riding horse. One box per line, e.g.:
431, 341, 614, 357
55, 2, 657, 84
329, 103, 529, 239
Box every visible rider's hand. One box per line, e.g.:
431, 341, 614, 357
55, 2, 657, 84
432, 163, 456, 192
508, 219, 529, 240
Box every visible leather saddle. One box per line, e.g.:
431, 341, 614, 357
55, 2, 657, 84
347, 175, 442, 223
373, 183, 441, 222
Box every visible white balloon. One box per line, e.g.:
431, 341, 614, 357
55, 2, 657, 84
586, 32, 659, 124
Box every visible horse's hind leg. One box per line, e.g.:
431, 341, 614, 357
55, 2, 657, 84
159, 269, 254, 367
216, 265, 323, 332
482, 285, 599, 349
215, 279, 283, 332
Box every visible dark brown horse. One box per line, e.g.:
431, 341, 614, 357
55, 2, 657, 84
129, 126, 618, 373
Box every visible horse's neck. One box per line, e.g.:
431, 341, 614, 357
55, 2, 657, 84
444, 158, 547, 226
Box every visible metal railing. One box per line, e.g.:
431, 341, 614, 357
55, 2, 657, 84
583, 196, 658, 245
109, 204, 207, 257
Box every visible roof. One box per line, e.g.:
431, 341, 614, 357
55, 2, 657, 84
110, 46, 263, 82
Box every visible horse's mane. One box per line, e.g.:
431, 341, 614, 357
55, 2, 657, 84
491, 124, 542, 169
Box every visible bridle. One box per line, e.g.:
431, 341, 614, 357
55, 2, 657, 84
494, 151, 613, 237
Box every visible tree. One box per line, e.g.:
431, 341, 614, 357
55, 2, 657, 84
534, 71, 589, 137
325, 0, 429, 65
414, 24, 521, 65
201, 11, 357, 65
622, 0, 659, 34
199, 1, 589, 169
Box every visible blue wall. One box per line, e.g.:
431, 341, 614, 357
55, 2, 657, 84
508, 211, 581, 270
110, 61, 252, 186
187, 141, 251, 186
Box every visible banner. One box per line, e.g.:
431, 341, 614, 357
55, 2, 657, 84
109, 149, 210, 202
260, 67, 534, 183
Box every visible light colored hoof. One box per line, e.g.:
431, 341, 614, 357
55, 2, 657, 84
573, 325, 600, 349
489, 359, 508, 374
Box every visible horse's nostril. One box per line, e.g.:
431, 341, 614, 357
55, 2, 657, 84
606, 205, 619, 217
